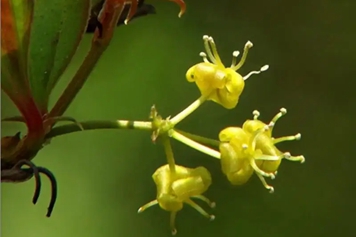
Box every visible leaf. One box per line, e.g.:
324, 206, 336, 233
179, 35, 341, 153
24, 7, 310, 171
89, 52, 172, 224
28, 0, 91, 113
1, 0, 44, 135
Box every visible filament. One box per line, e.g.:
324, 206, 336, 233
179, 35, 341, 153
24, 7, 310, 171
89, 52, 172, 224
284, 153, 305, 163
230, 51, 240, 68
273, 133, 301, 144
199, 52, 209, 63
191, 195, 216, 208
137, 200, 159, 213
203, 35, 217, 64
243, 65, 269, 80
231, 41, 253, 70
256, 173, 274, 193
170, 212, 178, 235
185, 199, 215, 220
207, 36, 224, 67
253, 110, 260, 120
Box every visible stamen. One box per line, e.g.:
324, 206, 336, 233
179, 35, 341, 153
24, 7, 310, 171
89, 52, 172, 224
250, 125, 269, 150
199, 52, 209, 63
268, 108, 287, 134
273, 133, 301, 144
207, 36, 224, 67
203, 35, 217, 64
253, 110, 260, 120
249, 159, 276, 179
254, 154, 283, 161
256, 173, 274, 193
170, 211, 178, 235
243, 65, 269, 80
270, 108, 287, 125
230, 51, 240, 68
231, 41, 253, 71
137, 200, 159, 213
185, 199, 215, 220
284, 153, 305, 163
191, 195, 216, 208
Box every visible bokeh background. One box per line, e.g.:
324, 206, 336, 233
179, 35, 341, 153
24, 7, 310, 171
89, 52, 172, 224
2, 0, 356, 237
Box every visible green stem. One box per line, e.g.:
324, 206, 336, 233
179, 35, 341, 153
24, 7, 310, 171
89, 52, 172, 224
170, 95, 208, 125
46, 120, 152, 139
174, 129, 220, 147
170, 130, 220, 159
161, 135, 176, 174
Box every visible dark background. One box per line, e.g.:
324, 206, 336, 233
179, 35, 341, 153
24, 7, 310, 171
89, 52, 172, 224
2, 0, 356, 236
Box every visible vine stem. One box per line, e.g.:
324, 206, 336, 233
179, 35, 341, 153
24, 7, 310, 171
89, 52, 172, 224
45, 120, 152, 139
170, 130, 221, 159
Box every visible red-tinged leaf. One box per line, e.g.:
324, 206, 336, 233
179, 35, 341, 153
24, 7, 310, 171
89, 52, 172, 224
1, 0, 45, 137
169, 0, 186, 17
28, 0, 91, 113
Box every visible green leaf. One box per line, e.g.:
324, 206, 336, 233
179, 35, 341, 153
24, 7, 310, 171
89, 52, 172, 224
1, 0, 44, 134
1, 0, 33, 105
28, 0, 91, 113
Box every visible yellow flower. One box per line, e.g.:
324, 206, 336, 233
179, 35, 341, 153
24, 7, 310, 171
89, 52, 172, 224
218, 108, 305, 192
219, 126, 280, 192
138, 164, 215, 235
242, 108, 305, 173
186, 35, 268, 109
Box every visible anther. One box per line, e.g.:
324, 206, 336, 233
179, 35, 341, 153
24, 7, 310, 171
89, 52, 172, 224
199, 52, 207, 57
245, 41, 253, 48
199, 52, 209, 63
230, 51, 240, 67
280, 108, 287, 114
232, 51, 240, 57
209, 215, 216, 221
295, 133, 302, 140
253, 110, 260, 120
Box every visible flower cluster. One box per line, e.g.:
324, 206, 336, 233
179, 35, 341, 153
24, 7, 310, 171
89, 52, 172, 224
0, 0, 304, 232
138, 35, 305, 234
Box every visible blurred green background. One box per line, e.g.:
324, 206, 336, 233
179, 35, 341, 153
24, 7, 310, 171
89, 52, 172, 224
2, 0, 356, 236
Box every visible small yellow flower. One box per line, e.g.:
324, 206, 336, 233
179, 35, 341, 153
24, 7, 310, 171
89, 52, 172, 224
242, 108, 305, 173
219, 126, 280, 192
218, 108, 305, 192
186, 35, 268, 109
138, 164, 215, 235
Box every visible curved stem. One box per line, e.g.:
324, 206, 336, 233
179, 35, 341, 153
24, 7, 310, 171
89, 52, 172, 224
46, 120, 152, 139
174, 129, 220, 148
170, 130, 220, 159
170, 95, 208, 125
